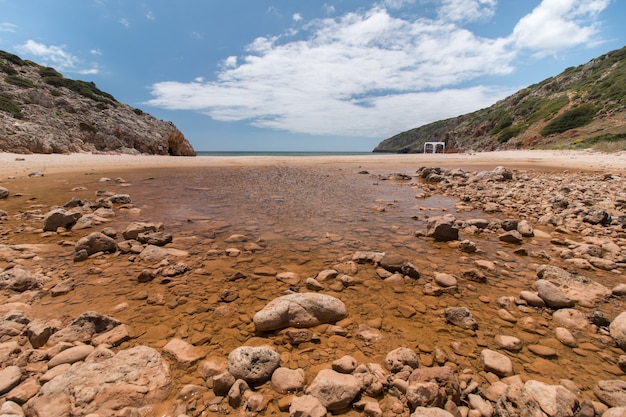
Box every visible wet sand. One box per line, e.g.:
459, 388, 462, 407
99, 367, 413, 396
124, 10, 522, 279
1, 150, 625, 416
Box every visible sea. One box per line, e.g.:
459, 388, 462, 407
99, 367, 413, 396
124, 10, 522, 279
196, 151, 373, 156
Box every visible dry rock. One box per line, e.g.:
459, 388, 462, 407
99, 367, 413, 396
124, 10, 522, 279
480, 349, 513, 377
253, 292, 347, 332
227, 345, 281, 386
271, 367, 306, 394
305, 368, 361, 411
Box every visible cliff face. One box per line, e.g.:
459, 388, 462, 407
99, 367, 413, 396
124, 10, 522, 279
374, 46, 626, 153
0, 50, 195, 156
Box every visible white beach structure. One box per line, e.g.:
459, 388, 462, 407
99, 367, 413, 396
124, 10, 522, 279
424, 141, 445, 153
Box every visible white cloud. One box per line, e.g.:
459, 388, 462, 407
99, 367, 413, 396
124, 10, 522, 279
17, 40, 78, 69
322, 4, 336, 15
118, 17, 130, 27
16, 40, 99, 75
438, 0, 497, 22
512, 0, 610, 56
0, 22, 18, 33
223, 56, 238, 68
90, 48, 103, 56
146, 11, 156, 21
293, 13, 303, 22
146, 1, 608, 138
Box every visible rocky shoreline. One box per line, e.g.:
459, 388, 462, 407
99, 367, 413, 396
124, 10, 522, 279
0, 162, 625, 417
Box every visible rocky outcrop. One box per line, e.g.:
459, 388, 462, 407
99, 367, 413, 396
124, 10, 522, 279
0, 50, 195, 155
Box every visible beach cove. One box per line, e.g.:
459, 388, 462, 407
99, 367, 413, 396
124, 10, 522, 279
1, 150, 626, 417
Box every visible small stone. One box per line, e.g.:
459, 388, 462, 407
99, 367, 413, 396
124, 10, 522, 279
480, 349, 513, 377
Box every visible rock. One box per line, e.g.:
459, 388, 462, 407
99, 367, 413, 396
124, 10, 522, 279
610, 312, 626, 351
139, 245, 189, 262
408, 366, 460, 407
495, 335, 523, 352
48, 344, 95, 368
553, 309, 589, 331
0, 268, 44, 292
480, 349, 513, 377
520, 291, 546, 308
253, 293, 347, 332
42, 208, 82, 232
25, 320, 53, 348
528, 344, 558, 358
537, 265, 611, 306
162, 338, 205, 365
48, 311, 121, 345
0, 187, 9, 199
594, 380, 626, 407
0, 401, 24, 416
379, 253, 421, 279
444, 307, 478, 330
213, 371, 236, 396
75, 232, 117, 256
305, 369, 360, 411
227, 379, 249, 408
517, 220, 535, 237
353, 363, 388, 396
106, 194, 131, 205
385, 347, 420, 373
0, 366, 22, 395
271, 367, 306, 393
495, 382, 544, 417
535, 279, 575, 309
524, 380, 579, 417
289, 395, 327, 417
427, 214, 459, 242
6, 377, 40, 404
25, 346, 171, 417
122, 222, 159, 240
332, 355, 358, 374
458, 239, 477, 253
227, 346, 281, 386
499, 230, 523, 244
91, 324, 131, 347
352, 251, 385, 264
583, 210, 611, 226
434, 273, 457, 288
555, 327, 578, 348
604, 407, 626, 417
410, 407, 456, 417
137, 231, 173, 246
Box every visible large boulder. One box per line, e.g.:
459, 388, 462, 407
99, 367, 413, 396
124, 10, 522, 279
253, 293, 347, 332
610, 312, 626, 351
24, 346, 171, 417
0, 268, 45, 292
537, 265, 610, 306
594, 380, 626, 407
42, 208, 82, 232
227, 346, 281, 386
535, 279, 575, 309
75, 232, 117, 256
305, 369, 361, 411
426, 214, 459, 242
524, 380, 579, 417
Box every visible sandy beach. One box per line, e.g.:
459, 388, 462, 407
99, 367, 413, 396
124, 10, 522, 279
1, 149, 626, 177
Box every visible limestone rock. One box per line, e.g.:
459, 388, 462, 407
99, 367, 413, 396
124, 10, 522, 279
42, 208, 82, 232
427, 214, 459, 242
480, 349, 513, 377
75, 232, 117, 256
253, 293, 347, 332
163, 338, 205, 365
227, 346, 281, 386
25, 346, 171, 417
525, 380, 579, 417
535, 279, 575, 309
385, 347, 420, 373
610, 312, 626, 351
289, 395, 327, 417
271, 367, 306, 394
48, 344, 95, 368
594, 380, 626, 407
0, 366, 22, 395
305, 369, 361, 411
444, 307, 478, 330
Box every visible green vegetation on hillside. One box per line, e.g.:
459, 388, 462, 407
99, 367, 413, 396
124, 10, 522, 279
0, 93, 23, 118
374, 45, 626, 153
540, 105, 598, 136
38, 67, 117, 104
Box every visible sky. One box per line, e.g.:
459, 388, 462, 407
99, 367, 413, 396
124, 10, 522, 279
1, 1, 625, 152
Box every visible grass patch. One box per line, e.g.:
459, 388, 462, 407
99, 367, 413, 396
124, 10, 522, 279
540, 105, 598, 136
4, 75, 34, 88
0, 94, 23, 118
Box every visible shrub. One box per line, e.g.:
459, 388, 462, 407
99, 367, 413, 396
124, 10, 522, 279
0, 94, 23, 118
540, 105, 598, 136
0, 50, 27, 66
133, 108, 144, 116
498, 124, 524, 143
4, 75, 34, 88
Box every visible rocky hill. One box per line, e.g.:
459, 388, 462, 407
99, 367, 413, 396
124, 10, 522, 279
0, 50, 195, 155
374, 45, 626, 153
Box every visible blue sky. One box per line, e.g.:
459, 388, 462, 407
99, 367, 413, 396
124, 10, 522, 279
1, 0, 624, 151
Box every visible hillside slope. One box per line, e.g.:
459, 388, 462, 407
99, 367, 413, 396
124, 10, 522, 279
0, 50, 195, 155
374, 46, 626, 153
